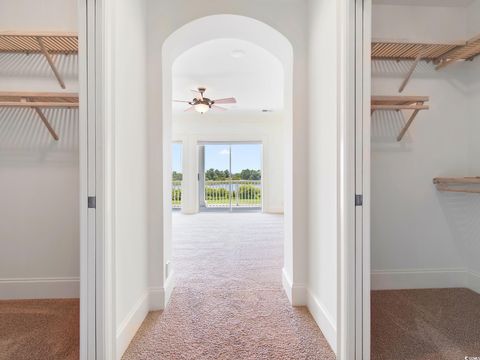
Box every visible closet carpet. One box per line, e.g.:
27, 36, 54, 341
0, 298, 79, 360
122, 213, 335, 360
372, 288, 480, 360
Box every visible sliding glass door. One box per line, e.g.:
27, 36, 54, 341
172, 142, 183, 209
200, 143, 262, 211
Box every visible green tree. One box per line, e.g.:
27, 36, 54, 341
172, 171, 183, 181
239, 169, 261, 180
204, 168, 261, 181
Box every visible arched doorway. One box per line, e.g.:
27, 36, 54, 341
159, 14, 300, 306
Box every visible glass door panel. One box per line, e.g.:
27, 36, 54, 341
201, 143, 262, 211
204, 144, 232, 208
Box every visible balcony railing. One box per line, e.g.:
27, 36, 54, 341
204, 180, 261, 208
172, 180, 182, 209
172, 179, 262, 209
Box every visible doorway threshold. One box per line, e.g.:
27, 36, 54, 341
199, 207, 261, 213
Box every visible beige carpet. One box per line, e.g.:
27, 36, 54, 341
123, 213, 335, 360
0, 298, 79, 360
372, 288, 480, 360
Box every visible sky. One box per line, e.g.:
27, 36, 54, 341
172, 143, 261, 173
172, 143, 183, 172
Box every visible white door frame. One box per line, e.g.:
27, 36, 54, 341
358, 1, 372, 359
78, 1, 95, 358
351, 0, 372, 359
78, 1, 372, 358
360, 0, 372, 358
79, 0, 115, 358
338, 0, 371, 359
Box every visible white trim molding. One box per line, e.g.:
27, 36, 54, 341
164, 272, 175, 307
149, 287, 164, 310
307, 289, 337, 354
116, 291, 150, 359
0, 277, 80, 300
282, 267, 307, 306
263, 207, 284, 214
149, 272, 175, 310
469, 271, 480, 294
371, 268, 468, 290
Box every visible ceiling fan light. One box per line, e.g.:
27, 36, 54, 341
194, 103, 210, 113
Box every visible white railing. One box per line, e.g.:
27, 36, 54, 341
204, 180, 261, 208
172, 180, 182, 208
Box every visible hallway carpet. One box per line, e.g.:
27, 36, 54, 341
372, 288, 480, 360
123, 213, 335, 360
0, 298, 79, 360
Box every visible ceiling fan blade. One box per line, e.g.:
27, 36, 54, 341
184, 106, 195, 112
213, 97, 237, 104
191, 89, 204, 101
211, 105, 227, 112
173, 100, 191, 103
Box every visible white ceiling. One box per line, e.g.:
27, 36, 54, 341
373, 0, 475, 7
172, 39, 284, 114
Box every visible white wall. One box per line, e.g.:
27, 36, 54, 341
371, 2, 480, 293
172, 112, 284, 214
372, 4, 467, 43
146, 0, 309, 312
467, 0, 480, 175
0, 0, 77, 32
0, 0, 79, 299
112, 0, 150, 357
464, 0, 480, 291
306, 0, 340, 353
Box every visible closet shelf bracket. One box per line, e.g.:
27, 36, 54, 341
435, 34, 480, 70
36, 36, 66, 89
0, 92, 79, 141
398, 46, 429, 93
372, 34, 480, 91
371, 96, 430, 141
33, 107, 59, 141
0, 31, 78, 89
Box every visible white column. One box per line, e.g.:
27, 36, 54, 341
198, 145, 206, 208
181, 136, 199, 214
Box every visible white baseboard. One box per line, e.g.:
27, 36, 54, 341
149, 272, 175, 310
117, 275, 177, 359
371, 268, 468, 290
149, 287, 164, 310
306, 289, 337, 355
281, 268, 306, 306
116, 291, 149, 359
0, 277, 79, 299
263, 208, 284, 214
164, 272, 175, 306
469, 271, 480, 294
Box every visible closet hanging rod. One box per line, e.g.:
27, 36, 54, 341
0, 92, 79, 108
433, 177, 480, 194
0, 101, 78, 108
371, 104, 428, 110
0, 91, 78, 98
433, 177, 480, 185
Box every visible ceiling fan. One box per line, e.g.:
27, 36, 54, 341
173, 87, 237, 114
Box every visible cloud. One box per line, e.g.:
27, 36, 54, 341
219, 149, 230, 155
